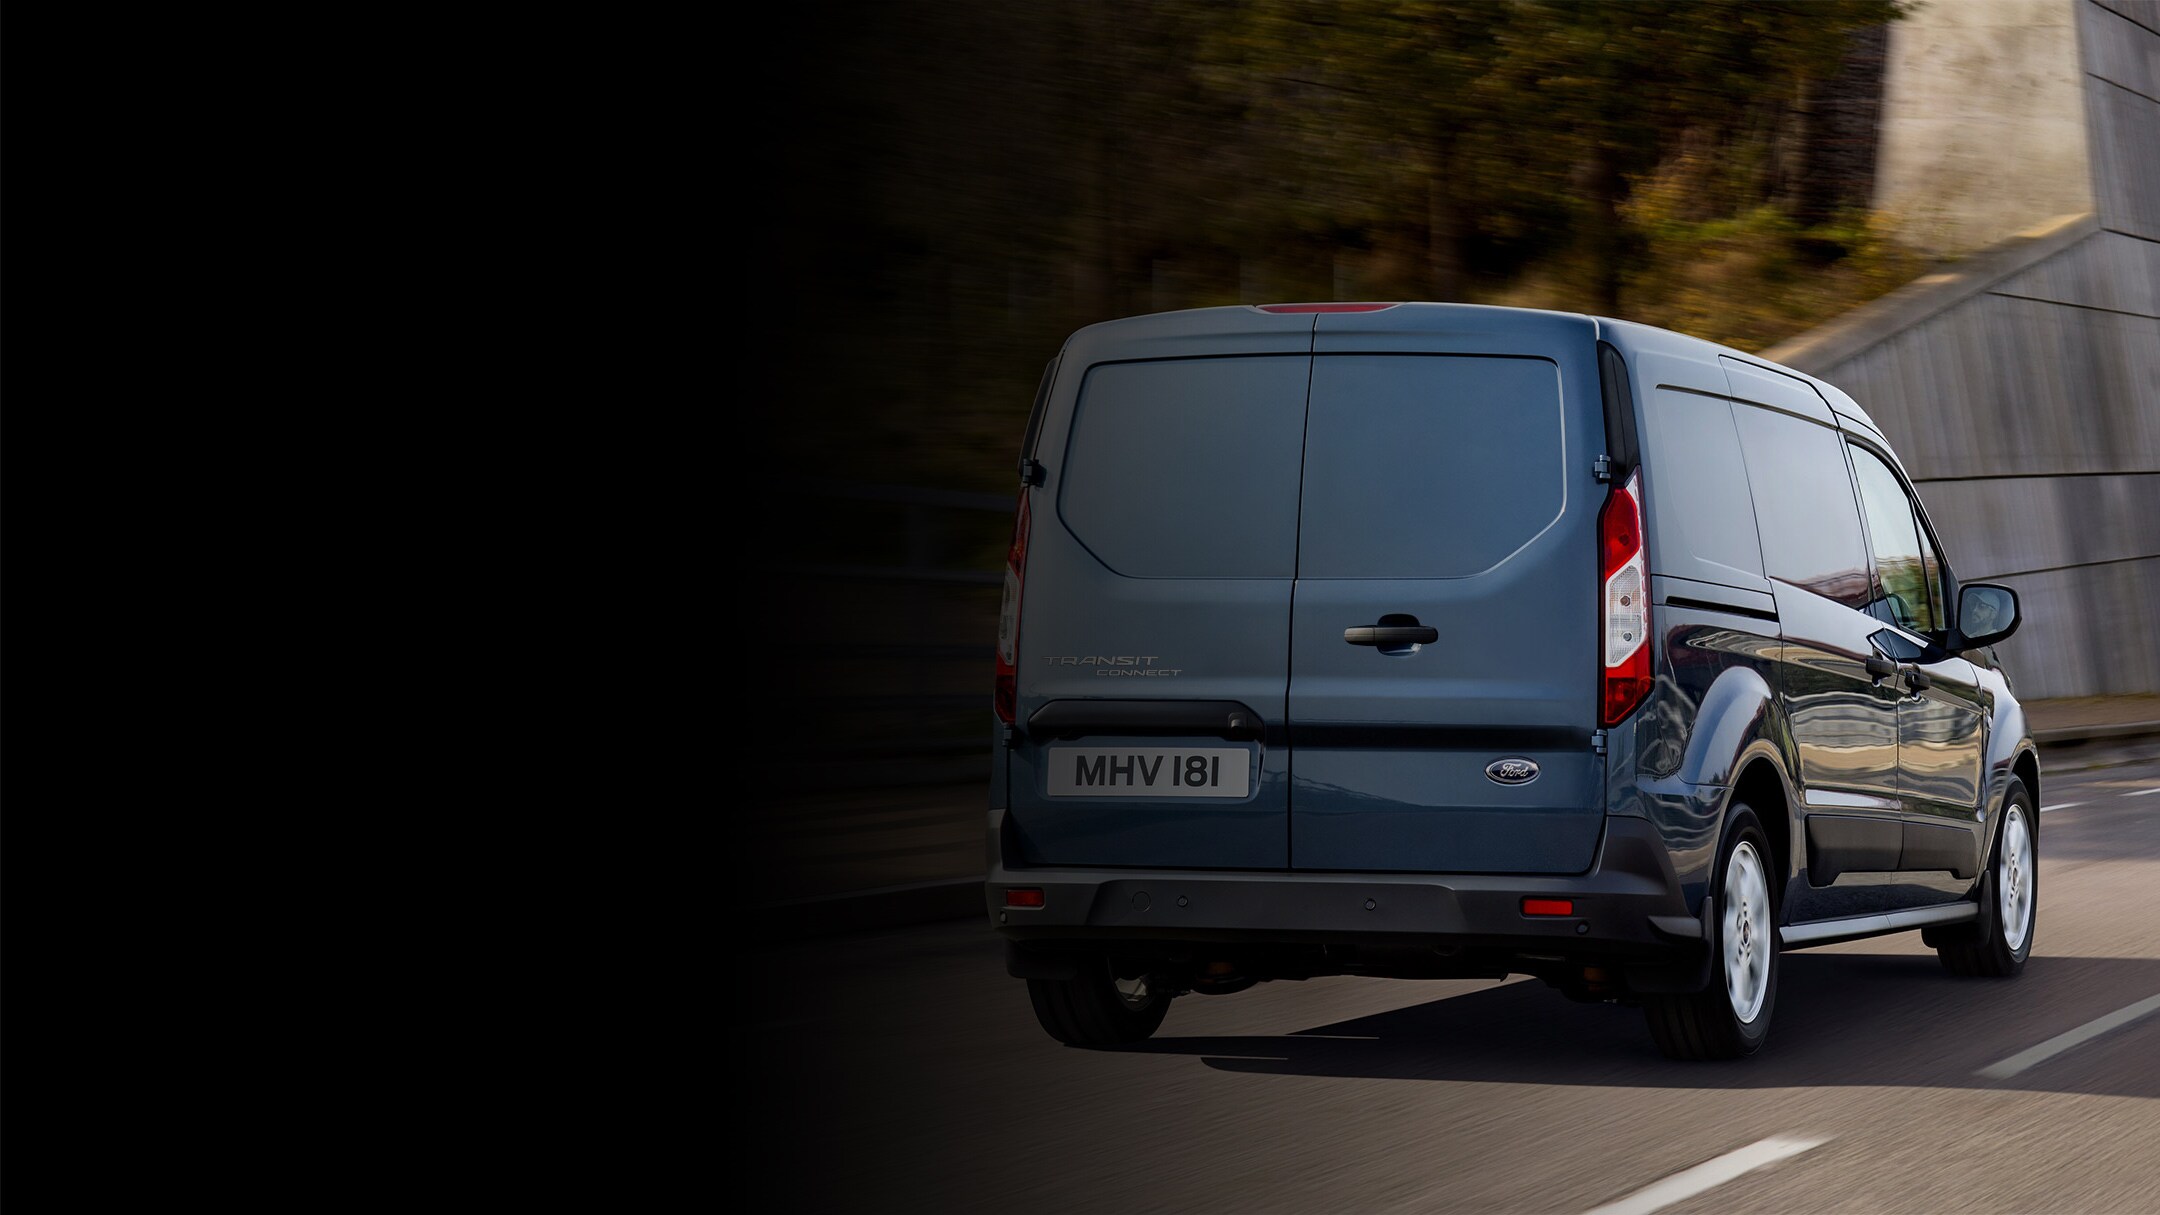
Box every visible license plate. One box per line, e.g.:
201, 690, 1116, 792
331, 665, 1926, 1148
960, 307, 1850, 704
1046, 747, 1250, 798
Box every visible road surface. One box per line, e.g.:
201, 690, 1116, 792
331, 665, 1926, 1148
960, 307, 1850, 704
746, 755, 2160, 1214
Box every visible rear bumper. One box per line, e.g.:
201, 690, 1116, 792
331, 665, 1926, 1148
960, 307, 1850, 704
987, 814, 1698, 957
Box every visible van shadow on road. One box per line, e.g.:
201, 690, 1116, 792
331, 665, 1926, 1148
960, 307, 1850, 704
1133, 953, 2160, 1098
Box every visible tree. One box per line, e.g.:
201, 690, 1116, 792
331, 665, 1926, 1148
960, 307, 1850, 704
1475, 0, 1906, 310
1206, 1, 1509, 301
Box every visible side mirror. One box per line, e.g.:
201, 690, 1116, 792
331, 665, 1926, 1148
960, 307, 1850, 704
1958, 583, 2020, 649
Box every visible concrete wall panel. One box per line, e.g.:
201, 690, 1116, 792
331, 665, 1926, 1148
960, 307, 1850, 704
1992, 229, 2160, 313
2082, 0, 2160, 97
2087, 81, 2160, 239
1983, 555, 2160, 698
1917, 474, 2160, 578
2091, 1, 2160, 34
1838, 292, 2160, 481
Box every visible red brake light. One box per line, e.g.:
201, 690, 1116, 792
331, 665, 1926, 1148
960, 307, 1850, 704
1256, 302, 1398, 313
1600, 470, 1652, 727
994, 492, 1031, 724
1522, 898, 1575, 917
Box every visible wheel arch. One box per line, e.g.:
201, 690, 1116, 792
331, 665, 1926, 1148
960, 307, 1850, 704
1672, 665, 1780, 787
2008, 744, 2040, 850
2011, 746, 2040, 811
1725, 746, 1797, 911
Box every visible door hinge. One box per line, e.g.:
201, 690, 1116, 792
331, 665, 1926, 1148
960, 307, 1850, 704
1591, 729, 1607, 755
1593, 455, 1613, 482
1019, 458, 1046, 486
1000, 722, 1018, 748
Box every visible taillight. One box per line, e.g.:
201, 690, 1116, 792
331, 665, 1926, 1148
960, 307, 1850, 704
994, 492, 1031, 723
1599, 469, 1652, 726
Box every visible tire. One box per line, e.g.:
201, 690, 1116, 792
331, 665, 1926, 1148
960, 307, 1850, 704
1644, 806, 1779, 1060
1026, 959, 1173, 1047
1936, 781, 2036, 977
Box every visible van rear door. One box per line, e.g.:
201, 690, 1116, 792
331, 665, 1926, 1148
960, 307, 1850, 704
1005, 312, 1314, 869
1288, 312, 1607, 873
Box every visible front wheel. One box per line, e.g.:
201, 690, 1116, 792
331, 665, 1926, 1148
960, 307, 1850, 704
1644, 806, 1779, 1060
1936, 782, 2036, 977
1026, 960, 1173, 1047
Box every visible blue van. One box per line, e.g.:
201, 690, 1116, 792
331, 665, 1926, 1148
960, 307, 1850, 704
988, 303, 2036, 1059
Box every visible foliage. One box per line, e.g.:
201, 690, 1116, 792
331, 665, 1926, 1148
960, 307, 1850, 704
748, 0, 1922, 495
1612, 202, 1929, 353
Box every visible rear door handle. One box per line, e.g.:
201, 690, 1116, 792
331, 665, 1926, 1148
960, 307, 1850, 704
1345, 625, 1439, 646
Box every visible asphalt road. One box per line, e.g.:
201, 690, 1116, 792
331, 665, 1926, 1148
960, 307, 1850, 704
746, 754, 2160, 1214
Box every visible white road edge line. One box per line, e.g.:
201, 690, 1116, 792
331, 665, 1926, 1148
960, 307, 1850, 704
2126, 787, 2160, 797
1976, 993, 2160, 1081
1582, 1135, 1832, 1215
2041, 802, 2084, 812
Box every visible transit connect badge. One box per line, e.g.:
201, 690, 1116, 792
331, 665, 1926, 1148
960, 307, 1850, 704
1485, 758, 1539, 786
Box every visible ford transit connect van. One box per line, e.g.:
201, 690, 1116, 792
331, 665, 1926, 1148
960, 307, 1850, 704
987, 303, 2036, 1059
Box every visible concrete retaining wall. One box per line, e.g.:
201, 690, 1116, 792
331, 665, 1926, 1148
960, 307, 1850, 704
1764, 0, 2160, 700
1873, 0, 2092, 255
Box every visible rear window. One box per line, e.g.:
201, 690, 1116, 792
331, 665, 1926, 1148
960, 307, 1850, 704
1298, 355, 1564, 578
1058, 356, 1308, 578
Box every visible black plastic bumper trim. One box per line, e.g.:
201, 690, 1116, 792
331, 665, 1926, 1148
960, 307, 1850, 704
988, 817, 1692, 954
1026, 699, 1263, 741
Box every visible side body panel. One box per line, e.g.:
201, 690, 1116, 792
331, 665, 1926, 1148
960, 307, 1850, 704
1898, 652, 1989, 876
1718, 373, 1919, 917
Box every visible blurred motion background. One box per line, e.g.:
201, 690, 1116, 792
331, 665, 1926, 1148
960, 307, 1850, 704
741, 0, 2160, 922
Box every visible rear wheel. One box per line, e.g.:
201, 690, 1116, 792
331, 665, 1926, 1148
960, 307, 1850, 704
1645, 806, 1779, 1060
1935, 782, 2035, 977
1026, 960, 1173, 1046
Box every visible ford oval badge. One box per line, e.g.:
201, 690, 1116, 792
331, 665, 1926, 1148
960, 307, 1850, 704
1486, 758, 1539, 786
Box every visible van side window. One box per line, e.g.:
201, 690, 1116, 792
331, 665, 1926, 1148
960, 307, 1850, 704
1640, 388, 1766, 589
1849, 444, 1943, 637
1729, 405, 1871, 608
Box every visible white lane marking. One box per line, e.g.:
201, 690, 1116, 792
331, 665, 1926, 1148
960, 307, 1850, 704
1582, 1135, 1832, 1215
2127, 787, 2160, 797
1976, 993, 2160, 1081
2041, 802, 2084, 812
